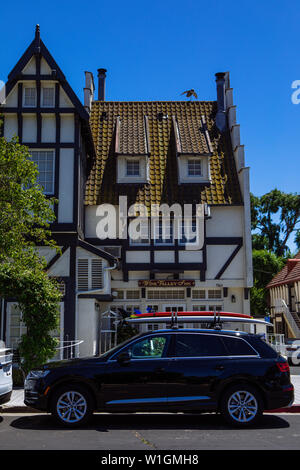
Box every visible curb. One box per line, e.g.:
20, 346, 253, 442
1, 405, 300, 414
0, 406, 41, 413
265, 405, 300, 414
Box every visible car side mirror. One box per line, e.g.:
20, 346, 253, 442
117, 351, 131, 365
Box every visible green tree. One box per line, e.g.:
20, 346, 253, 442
250, 190, 300, 257
250, 250, 285, 316
0, 136, 61, 372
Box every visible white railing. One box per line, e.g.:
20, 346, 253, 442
274, 298, 300, 338
51, 340, 84, 361
8, 340, 84, 363
266, 334, 286, 356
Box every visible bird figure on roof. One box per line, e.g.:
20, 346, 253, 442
181, 89, 198, 100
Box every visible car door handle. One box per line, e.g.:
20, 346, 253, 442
155, 367, 165, 373
215, 365, 225, 371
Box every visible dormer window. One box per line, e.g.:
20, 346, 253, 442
115, 115, 150, 183
23, 87, 36, 107
126, 160, 140, 177
188, 159, 202, 177
172, 115, 213, 184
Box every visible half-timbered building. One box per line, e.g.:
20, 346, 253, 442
267, 253, 300, 339
0, 27, 253, 357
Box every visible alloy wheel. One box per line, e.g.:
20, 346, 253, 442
227, 390, 258, 423
56, 390, 88, 424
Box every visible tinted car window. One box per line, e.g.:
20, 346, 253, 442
175, 334, 227, 357
122, 335, 169, 359
245, 335, 278, 358
221, 336, 257, 356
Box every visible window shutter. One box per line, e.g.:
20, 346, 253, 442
91, 259, 103, 289
77, 259, 89, 291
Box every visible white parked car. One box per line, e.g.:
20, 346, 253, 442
285, 339, 300, 365
0, 345, 13, 405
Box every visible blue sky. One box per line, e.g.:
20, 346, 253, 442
0, 0, 299, 201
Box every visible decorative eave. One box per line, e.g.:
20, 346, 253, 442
78, 239, 118, 267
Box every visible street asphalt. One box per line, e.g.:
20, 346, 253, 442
0, 412, 300, 450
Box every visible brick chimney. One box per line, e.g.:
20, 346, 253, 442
97, 68, 107, 101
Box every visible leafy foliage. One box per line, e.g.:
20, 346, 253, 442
251, 190, 300, 257
0, 136, 60, 372
250, 250, 285, 316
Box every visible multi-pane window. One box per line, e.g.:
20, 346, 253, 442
208, 289, 222, 299
129, 220, 150, 245
126, 160, 140, 176
30, 150, 55, 194
188, 159, 202, 176
208, 305, 222, 312
154, 219, 174, 245
192, 305, 206, 311
8, 304, 26, 348
126, 290, 140, 300
42, 87, 55, 107
179, 219, 197, 245
24, 87, 36, 106
110, 304, 141, 316
147, 324, 159, 331
192, 289, 206, 299
147, 290, 185, 300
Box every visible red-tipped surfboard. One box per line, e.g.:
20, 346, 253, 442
126, 311, 272, 326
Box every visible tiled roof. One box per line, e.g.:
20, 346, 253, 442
267, 253, 300, 288
85, 101, 243, 208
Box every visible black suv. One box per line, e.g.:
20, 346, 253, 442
24, 329, 294, 427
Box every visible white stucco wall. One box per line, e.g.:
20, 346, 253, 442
60, 114, 74, 142
77, 299, 99, 357
41, 114, 56, 142
23, 114, 37, 142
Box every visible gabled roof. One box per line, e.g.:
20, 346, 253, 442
267, 252, 300, 288
85, 100, 242, 207
2, 25, 95, 159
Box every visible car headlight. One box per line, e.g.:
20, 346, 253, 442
25, 370, 50, 380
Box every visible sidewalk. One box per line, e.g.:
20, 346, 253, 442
1, 376, 300, 413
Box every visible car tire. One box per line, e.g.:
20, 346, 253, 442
50, 384, 94, 428
220, 384, 263, 428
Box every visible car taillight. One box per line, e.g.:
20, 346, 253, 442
276, 361, 290, 373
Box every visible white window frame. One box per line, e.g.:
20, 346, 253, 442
23, 87, 37, 107
30, 149, 55, 195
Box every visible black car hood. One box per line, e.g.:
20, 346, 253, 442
42, 356, 106, 370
